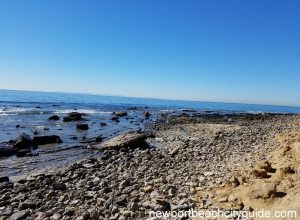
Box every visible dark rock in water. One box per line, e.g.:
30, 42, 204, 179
35, 106, 41, 109
48, 115, 60, 120
0, 176, 9, 183
13, 133, 36, 157
112, 116, 119, 122
63, 112, 86, 122
144, 111, 150, 119
16, 124, 20, 128
52, 104, 60, 107
100, 122, 107, 126
0, 142, 15, 157
96, 131, 147, 150
113, 111, 128, 117
33, 131, 39, 135
53, 182, 67, 190
33, 135, 62, 145
77, 123, 89, 130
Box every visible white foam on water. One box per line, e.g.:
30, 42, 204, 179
53, 109, 112, 114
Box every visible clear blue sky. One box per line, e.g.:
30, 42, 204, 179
0, 0, 300, 106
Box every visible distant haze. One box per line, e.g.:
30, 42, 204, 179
0, 1, 299, 106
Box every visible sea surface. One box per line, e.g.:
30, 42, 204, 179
1, 89, 300, 179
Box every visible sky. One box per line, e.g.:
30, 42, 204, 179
0, 0, 300, 106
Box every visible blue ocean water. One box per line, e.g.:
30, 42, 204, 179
1, 89, 300, 113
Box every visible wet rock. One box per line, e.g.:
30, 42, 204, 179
13, 133, 36, 157
63, 112, 86, 122
111, 116, 119, 121
96, 131, 147, 150
100, 122, 107, 126
144, 112, 150, 119
77, 124, 89, 130
48, 115, 60, 120
113, 111, 128, 117
33, 135, 62, 145
0, 142, 15, 157
0, 176, 9, 183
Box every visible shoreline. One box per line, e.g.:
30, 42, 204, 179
1, 113, 300, 219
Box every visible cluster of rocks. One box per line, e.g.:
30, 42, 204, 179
0, 133, 62, 158
1, 113, 300, 219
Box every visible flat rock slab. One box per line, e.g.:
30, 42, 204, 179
96, 131, 146, 150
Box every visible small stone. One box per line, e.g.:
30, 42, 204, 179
204, 172, 214, 176
52, 182, 67, 190
218, 196, 228, 203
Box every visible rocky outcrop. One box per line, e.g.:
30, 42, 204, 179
32, 135, 62, 145
48, 115, 60, 121
96, 131, 146, 150
63, 112, 86, 122
13, 133, 36, 157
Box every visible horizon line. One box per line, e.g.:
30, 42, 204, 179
1, 88, 300, 109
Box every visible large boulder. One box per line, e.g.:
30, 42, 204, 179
96, 131, 146, 150
63, 112, 86, 122
0, 142, 15, 157
32, 135, 62, 145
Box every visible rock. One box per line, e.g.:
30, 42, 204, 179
77, 124, 89, 130
9, 210, 30, 220
144, 185, 154, 193
204, 172, 214, 176
33, 135, 62, 145
113, 112, 128, 117
0, 142, 15, 157
50, 213, 62, 220
14, 133, 35, 153
15, 149, 31, 157
52, 182, 67, 190
63, 112, 86, 122
119, 179, 130, 190
111, 116, 119, 121
250, 181, 277, 199
100, 122, 107, 126
48, 115, 60, 120
144, 112, 150, 119
19, 200, 37, 209
229, 176, 240, 187
256, 160, 273, 172
218, 196, 228, 203
252, 169, 268, 178
0, 176, 9, 183
96, 131, 147, 150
